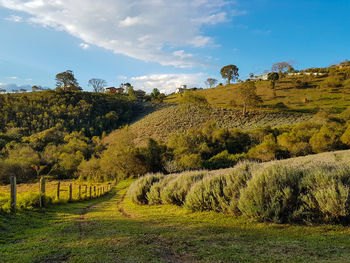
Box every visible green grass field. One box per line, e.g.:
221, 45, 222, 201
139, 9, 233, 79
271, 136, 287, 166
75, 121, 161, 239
1, 179, 350, 262
165, 74, 350, 113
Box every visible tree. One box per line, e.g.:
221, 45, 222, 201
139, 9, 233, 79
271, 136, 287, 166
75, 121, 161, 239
220, 65, 239, 84
238, 80, 262, 116
268, 72, 280, 97
88, 78, 106, 92
0, 88, 6, 93
205, 78, 218, 88
128, 85, 137, 101
249, 73, 255, 79
55, 70, 81, 91
271, 62, 293, 73
32, 85, 41, 92
20, 89, 27, 93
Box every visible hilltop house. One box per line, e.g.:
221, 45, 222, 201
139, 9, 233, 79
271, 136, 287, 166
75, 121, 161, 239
175, 85, 187, 94
253, 73, 269, 81
105, 87, 124, 94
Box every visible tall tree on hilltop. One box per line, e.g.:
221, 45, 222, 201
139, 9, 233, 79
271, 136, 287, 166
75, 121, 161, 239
220, 65, 239, 84
88, 78, 106, 92
55, 70, 81, 91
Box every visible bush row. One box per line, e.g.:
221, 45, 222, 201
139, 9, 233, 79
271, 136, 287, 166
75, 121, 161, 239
128, 162, 350, 224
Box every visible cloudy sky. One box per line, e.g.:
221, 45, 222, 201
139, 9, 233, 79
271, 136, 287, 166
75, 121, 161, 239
0, 0, 349, 93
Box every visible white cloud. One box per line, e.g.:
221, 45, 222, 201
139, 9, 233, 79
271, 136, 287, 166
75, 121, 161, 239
5, 14, 23, 22
0, 0, 243, 68
119, 16, 142, 27
131, 73, 205, 94
117, 75, 128, 80
7, 76, 17, 79
79, 43, 90, 49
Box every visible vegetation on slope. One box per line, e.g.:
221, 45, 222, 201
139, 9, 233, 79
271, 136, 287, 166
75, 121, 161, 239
0, 90, 136, 137
87, 110, 350, 182
104, 104, 312, 145
129, 149, 350, 224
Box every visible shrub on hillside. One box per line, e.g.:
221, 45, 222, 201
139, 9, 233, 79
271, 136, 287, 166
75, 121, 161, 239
185, 174, 228, 212
185, 162, 254, 213
296, 165, 350, 223
248, 134, 288, 161
340, 124, 350, 146
147, 175, 176, 205
128, 174, 164, 205
223, 162, 257, 214
238, 165, 304, 223
309, 123, 345, 153
160, 173, 204, 206
204, 151, 246, 170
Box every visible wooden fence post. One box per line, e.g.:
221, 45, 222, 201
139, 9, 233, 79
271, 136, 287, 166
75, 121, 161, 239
39, 177, 46, 208
69, 184, 72, 202
89, 186, 92, 199
56, 182, 60, 200
94, 186, 96, 197
85, 185, 88, 198
78, 185, 81, 199
10, 175, 16, 212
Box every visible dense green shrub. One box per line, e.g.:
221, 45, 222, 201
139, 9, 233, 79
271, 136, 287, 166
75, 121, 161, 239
297, 166, 350, 223
277, 122, 320, 156
223, 162, 256, 214
160, 173, 204, 206
128, 174, 164, 205
238, 165, 304, 223
309, 123, 345, 153
248, 134, 288, 161
185, 162, 255, 213
185, 174, 228, 212
204, 151, 246, 169
147, 175, 176, 205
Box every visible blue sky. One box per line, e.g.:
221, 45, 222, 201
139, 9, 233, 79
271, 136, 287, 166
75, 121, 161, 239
0, 0, 349, 93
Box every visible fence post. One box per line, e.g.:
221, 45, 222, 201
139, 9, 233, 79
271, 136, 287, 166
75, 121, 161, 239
69, 184, 72, 202
85, 185, 88, 198
39, 177, 46, 208
56, 182, 60, 200
89, 186, 92, 199
10, 175, 16, 212
78, 185, 81, 199
94, 186, 96, 197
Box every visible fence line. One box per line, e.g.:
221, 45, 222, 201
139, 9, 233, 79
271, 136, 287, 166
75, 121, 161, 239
9, 175, 113, 212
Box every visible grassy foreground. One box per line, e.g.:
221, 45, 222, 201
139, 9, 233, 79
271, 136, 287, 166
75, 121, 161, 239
1, 180, 350, 263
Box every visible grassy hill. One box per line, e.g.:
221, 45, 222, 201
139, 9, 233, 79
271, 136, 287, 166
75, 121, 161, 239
105, 64, 350, 145
104, 104, 312, 145
166, 67, 350, 113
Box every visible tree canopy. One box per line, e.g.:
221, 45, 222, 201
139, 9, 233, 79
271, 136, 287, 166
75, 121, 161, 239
205, 78, 218, 88
56, 70, 81, 91
88, 78, 106, 93
220, 65, 239, 84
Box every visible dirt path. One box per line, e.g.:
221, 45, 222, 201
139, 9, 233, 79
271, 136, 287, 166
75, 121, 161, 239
73, 185, 195, 263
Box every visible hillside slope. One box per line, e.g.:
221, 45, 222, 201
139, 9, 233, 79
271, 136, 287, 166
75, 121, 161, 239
104, 104, 312, 145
